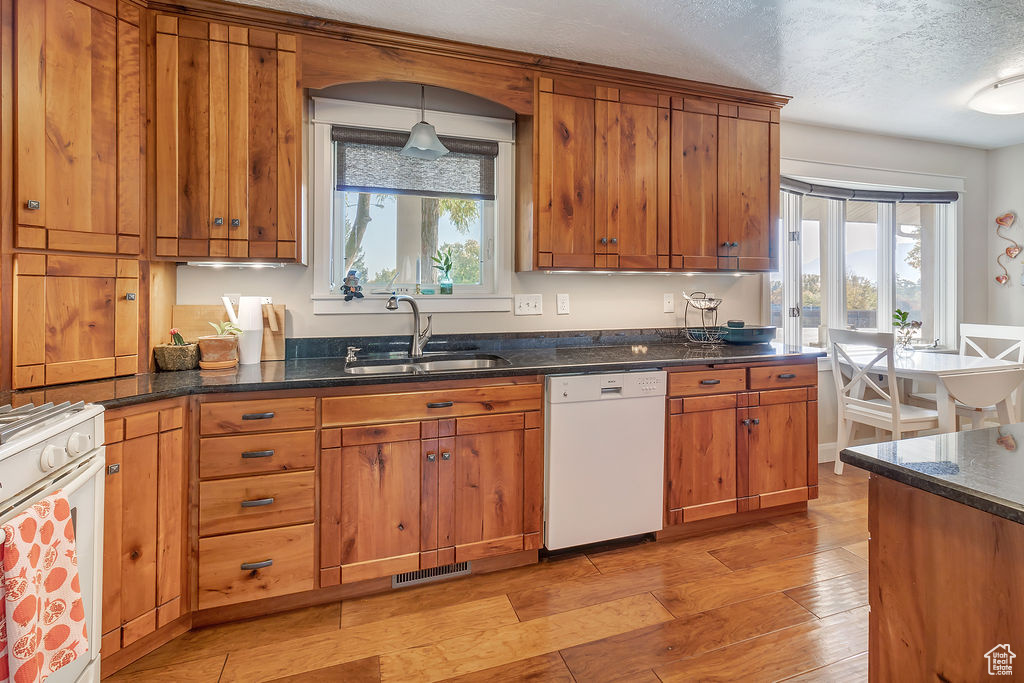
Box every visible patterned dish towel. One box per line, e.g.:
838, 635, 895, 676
0, 492, 87, 683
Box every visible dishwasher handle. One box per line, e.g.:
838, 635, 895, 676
600, 386, 623, 395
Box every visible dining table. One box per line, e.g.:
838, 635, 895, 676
838, 349, 1024, 433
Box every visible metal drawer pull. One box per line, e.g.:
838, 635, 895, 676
242, 412, 275, 420
241, 497, 275, 508
700, 379, 721, 385
426, 401, 454, 409
778, 373, 797, 379
241, 449, 275, 458
240, 559, 273, 571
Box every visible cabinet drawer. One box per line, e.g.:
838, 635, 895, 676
198, 524, 314, 610
200, 398, 315, 435
668, 369, 746, 397
748, 363, 817, 390
199, 471, 315, 536
322, 383, 542, 426
200, 430, 316, 478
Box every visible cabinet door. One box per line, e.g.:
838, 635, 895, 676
670, 102, 719, 270
14, 0, 113, 253
536, 90, 596, 268
597, 99, 664, 269
338, 433, 422, 583
12, 254, 139, 388
745, 401, 809, 508
667, 402, 738, 524
717, 108, 780, 271
451, 416, 525, 562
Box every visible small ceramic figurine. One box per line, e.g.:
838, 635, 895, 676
342, 269, 364, 301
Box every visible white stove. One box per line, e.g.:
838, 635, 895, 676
0, 402, 105, 683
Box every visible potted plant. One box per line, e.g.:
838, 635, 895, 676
198, 320, 242, 368
893, 308, 922, 355
432, 246, 455, 295
153, 329, 199, 371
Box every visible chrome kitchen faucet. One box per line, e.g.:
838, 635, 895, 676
385, 295, 432, 358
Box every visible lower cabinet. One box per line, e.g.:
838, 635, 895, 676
101, 400, 186, 657
665, 362, 818, 526
319, 383, 544, 585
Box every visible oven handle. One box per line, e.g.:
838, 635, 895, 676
0, 451, 105, 531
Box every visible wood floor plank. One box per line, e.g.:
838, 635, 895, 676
105, 654, 226, 682
784, 571, 868, 618
708, 520, 868, 571
341, 554, 597, 628
508, 551, 728, 621
267, 656, 380, 682
653, 548, 865, 618
559, 592, 815, 681
844, 540, 869, 560
443, 652, 574, 682
769, 497, 867, 534
219, 595, 519, 683
653, 606, 869, 682
118, 603, 342, 674
781, 651, 868, 681
379, 593, 673, 682
586, 521, 789, 574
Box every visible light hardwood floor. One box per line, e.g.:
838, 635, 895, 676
110, 464, 869, 682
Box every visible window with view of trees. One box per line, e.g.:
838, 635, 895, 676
770, 185, 955, 349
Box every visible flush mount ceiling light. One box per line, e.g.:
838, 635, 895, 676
968, 74, 1024, 115
400, 85, 450, 161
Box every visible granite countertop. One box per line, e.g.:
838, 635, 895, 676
3, 339, 823, 410
841, 424, 1024, 524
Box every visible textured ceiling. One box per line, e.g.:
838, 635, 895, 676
239, 0, 1024, 149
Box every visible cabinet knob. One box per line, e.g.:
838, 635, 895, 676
752, 418, 760, 425
441, 452, 451, 461
213, 217, 224, 226
398, 523, 405, 531
610, 237, 618, 245
427, 453, 436, 462
600, 237, 608, 245
730, 241, 739, 247
25, 200, 40, 210
231, 218, 241, 227
741, 418, 751, 426
125, 292, 136, 301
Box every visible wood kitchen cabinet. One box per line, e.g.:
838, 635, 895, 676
154, 15, 301, 261
13, 0, 143, 255
12, 254, 139, 388
665, 362, 817, 526
320, 381, 544, 585
669, 98, 719, 270
716, 105, 780, 271
102, 401, 187, 657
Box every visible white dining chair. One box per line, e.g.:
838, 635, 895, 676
829, 328, 940, 475
909, 323, 1024, 429
940, 369, 1024, 427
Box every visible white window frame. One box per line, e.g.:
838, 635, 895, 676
309, 97, 515, 314
776, 187, 957, 351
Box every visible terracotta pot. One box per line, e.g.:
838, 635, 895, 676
197, 335, 239, 363
153, 343, 199, 371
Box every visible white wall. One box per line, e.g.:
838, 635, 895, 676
986, 142, 1024, 326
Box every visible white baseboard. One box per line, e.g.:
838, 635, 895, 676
818, 442, 838, 463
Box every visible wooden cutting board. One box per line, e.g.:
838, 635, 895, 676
171, 304, 286, 361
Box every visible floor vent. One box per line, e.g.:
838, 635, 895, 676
393, 561, 471, 588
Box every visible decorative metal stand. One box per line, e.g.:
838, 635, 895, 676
683, 291, 724, 344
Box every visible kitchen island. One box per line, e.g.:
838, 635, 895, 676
841, 426, 1024, 681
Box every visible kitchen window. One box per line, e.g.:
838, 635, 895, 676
770, 179, 957, 349
310, 98, 514, 313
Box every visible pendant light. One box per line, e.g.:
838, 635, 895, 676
400, 85, 450, 160
968, 74, 1024, 115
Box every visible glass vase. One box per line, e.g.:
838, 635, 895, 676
439, 273, 453, 295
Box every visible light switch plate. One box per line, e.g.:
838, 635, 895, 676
514, 294, 543, 316
663, 293, 675, 313
556, 293, 570, 315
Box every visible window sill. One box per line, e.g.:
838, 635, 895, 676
312, 294, 512, 315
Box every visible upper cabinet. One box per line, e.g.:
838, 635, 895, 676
154, 16, 301, 262
523, 77, 781, 273
13, 0, 144, 256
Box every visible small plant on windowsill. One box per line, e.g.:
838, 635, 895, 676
893, 308, 922, 355
432, 246, 455, 295
153, 328, 199, 371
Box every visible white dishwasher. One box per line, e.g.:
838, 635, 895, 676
544, 370, 667, 550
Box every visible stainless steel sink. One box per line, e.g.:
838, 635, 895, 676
343, 354, 510, 375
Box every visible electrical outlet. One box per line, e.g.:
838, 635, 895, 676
556, 293, 570, 315
663, 293, 675, 313
260, 296, 273, 305
224, 293, 240, 307
514, 294, 543, 316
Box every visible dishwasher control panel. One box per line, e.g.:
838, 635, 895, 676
547, 371, 667, 403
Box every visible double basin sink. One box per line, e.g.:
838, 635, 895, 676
344, 353, 511, 376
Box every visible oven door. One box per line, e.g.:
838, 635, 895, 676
0, 449, 104, 683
